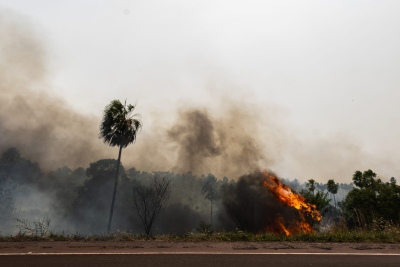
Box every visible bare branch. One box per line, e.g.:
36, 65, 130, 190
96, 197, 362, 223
133, 174, 171, 235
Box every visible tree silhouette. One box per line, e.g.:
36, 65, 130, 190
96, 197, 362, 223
343, 169, 400, 228
352, 169, 377, 189
71, 159, 127, 233
201, 174, 220, 227
306, 179, 316, 195
99, 100, 142, 233
327, 179, 339, 208
132, 175, 171, 235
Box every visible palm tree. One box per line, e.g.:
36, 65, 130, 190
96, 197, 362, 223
99, 99, 142, 233
327, 179, 339, 209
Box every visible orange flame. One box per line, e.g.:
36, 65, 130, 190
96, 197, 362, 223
265, 215, 291, 236
262, 170, 321, 235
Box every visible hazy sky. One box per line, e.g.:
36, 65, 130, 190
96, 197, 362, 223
1, 0, 399, 182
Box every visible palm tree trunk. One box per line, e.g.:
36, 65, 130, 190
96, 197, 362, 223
210, 198, 213, 227
333, 194, 337, 209
107, 144, 123, 233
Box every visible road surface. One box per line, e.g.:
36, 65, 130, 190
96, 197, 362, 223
1, 241, 399, 266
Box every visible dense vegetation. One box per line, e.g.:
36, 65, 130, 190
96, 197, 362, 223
1, 147, 399, 242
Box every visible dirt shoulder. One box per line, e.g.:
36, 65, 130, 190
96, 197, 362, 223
1, 241, 399, 254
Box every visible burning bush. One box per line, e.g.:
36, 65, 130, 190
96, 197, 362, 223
221, 171, 321, 235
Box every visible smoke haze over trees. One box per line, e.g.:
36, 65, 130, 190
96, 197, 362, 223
1, 6, 400, 236
2, 147, 399, 236
1, 7, 399, 182
0, 9, 110, 170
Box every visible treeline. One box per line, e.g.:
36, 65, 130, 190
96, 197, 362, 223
342, 170, 400, 229
1, 147, 399, 235
0, 147, 229, 234
284, 171, 400, 231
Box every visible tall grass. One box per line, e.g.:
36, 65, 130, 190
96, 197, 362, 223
1, 226, 399, 243
2, 209, 399, 243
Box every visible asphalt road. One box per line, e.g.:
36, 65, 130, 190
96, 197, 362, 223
1, 241, 399, 267
1, 253, 400, 267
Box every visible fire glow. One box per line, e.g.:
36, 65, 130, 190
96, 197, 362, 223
262, 170, 322, 236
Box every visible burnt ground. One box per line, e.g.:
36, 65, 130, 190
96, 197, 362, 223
0, 241, 399, 254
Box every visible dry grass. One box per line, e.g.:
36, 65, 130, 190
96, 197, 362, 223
1, 226, 400, 243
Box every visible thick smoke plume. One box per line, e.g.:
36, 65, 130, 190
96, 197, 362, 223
167, 106, 281, 178
0, 9, 281, 178
220, 171, 303, 234
0, 8, 362, 236
0, 9, 109, 170
1, 6, 398, 183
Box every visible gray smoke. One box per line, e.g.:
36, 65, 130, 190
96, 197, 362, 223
0, 9, 110, 170
1, 5, 396, 237
167, 104, 280, 179
1, 6, 398, 184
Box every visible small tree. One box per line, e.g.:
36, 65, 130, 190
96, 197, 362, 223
201, 174, 220, 227
99, 100, 142, 233
14, 217, 51, 237
133, 175, 171, 235
306, 179, 316, 195
327, 179, 339, 209
300, 190, 330, 216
